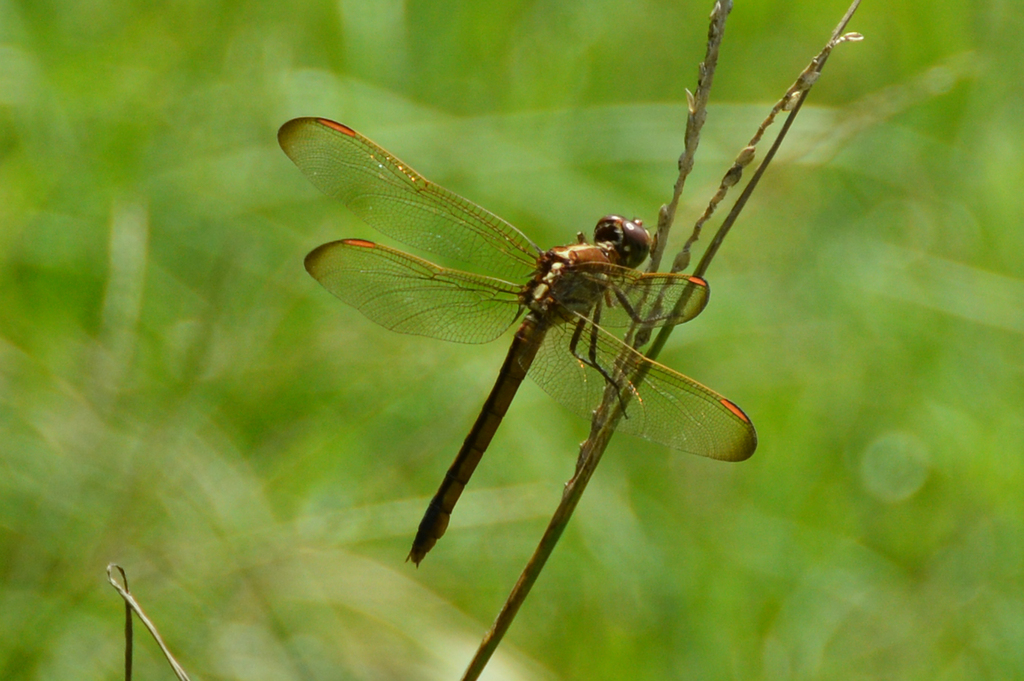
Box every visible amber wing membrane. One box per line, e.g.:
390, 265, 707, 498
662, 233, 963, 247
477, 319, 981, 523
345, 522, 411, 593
305, 239, 523, 344
528, 317, 757, 461
280, 118, 540, 282
564, 263, 711, 329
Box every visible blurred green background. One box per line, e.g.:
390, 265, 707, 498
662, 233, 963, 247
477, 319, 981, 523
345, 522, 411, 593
2, 0, 1022, 678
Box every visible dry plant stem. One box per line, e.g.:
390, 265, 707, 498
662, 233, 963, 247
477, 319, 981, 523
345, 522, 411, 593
459, 6, 732, 681
461, 3, 862, 680
648, 0, 731, 274
676, 2, 862, 275
113, 565, 133, 681
651, 6, 863, 360
107, 565, 192, 681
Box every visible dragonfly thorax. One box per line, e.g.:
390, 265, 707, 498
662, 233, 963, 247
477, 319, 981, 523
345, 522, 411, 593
522, 215, 651, 318
522, 244, 610, 318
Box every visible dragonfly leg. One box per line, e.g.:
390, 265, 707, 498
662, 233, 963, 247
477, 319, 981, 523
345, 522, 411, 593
609, 286, 643, 323
568, 311, 634, 416
609, 283, 670, 348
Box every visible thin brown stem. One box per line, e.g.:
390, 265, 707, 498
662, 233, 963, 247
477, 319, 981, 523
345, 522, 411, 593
107, 565, 192, 681
459, 3, 862, 679
648, 0, 732, 274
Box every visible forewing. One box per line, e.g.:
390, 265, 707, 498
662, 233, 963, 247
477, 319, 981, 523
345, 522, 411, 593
566, 263, 710, 329
528, 317, 756, 461
305, 239, 523, 344
280, 118, 539, 281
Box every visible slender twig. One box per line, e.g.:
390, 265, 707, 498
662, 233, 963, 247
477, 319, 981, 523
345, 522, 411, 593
646, 10, 862, 360
647, 0, 733, 274
460, 5, 733, 680
107, 565, 192, 681
459, 3, 863, 680
112, 565, 133, 681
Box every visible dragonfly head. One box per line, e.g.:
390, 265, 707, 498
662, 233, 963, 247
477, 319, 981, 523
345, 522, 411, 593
593, 215, 651, 269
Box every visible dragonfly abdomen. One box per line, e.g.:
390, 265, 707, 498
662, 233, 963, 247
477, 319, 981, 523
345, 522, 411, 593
408, 315, 549, 565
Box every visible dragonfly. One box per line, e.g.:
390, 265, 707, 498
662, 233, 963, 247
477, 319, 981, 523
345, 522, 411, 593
279, 117, 757, 565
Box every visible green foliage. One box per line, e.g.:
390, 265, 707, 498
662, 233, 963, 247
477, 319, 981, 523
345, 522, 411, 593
1, 0, 1022, 679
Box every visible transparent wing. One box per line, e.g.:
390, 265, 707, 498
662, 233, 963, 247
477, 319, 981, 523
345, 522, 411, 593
564, 263, 711, 328
305, 239, 523, 344
280, 118, 540, 282
527, 317, 756, 461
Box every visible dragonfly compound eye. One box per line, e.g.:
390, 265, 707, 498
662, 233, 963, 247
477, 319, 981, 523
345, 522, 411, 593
594, 215, 651, 269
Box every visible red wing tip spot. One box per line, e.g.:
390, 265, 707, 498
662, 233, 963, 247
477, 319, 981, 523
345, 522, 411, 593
316, 118, 356, 136
688, 275, 708, 287
305, 239, 376, 272
720, 398, 751, 423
